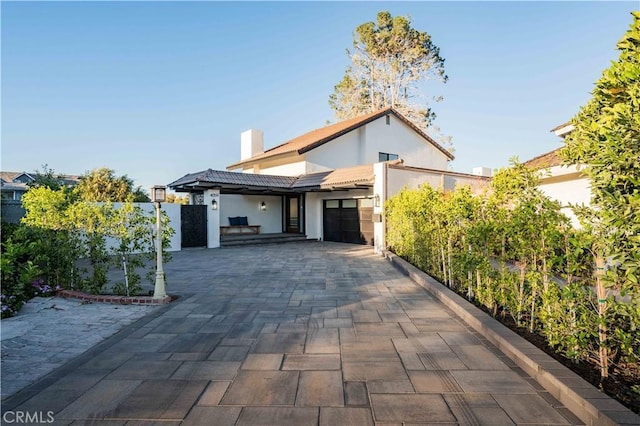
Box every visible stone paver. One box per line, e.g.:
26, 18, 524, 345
1, 242, 586, 424
0, 297, 158, 399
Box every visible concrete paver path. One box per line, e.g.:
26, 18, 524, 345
1, 297, 158, 400
2, 242, 584, 425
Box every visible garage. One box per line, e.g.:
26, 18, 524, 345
323, 198, 374, 245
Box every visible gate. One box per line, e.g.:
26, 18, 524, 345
181, 205, 207, 248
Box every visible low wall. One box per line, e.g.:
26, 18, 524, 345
2, 200, 182, 252
104, 202, 182, 252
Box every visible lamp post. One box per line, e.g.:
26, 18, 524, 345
151, 185, 167, 299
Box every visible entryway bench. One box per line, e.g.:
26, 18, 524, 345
220, 216, 261, 235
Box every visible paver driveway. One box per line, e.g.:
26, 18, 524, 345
3, 242, 582, 425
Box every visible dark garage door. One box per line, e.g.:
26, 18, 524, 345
323, 199, 373, 245
181, 205, 207, 248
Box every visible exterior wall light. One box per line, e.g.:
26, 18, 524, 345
260, 201, 267, 211
211, 199, 218, 210
374, 194, 381, 207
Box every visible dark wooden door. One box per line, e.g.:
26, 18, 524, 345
181, 205, 207, 248
323, 199, 372, 245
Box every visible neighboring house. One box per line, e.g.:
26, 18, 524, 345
524, 122, 590, 227
0, 171, 81, 200
1, 171, 81, 223
169, 107, 491, 251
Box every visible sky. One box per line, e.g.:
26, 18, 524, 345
1, 1, 637, 193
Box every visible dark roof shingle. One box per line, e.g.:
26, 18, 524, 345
523, 148, 563, 170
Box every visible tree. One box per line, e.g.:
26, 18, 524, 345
329, 11, 447, 130
561, 12, 639, 283
75, 168, 149, 202
166, 193, 189, 205
27, 164, 65, 191
561, 11, 640, 379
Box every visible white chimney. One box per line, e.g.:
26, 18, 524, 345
472, 166, 492, 177
241, 129, 264, 161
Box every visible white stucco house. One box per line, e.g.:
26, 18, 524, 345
524, 122, 591, 227
169, 107, 491, 251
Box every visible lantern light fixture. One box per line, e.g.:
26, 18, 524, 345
151, 185, 166, 204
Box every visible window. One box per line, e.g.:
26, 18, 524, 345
379, 152, 399, 162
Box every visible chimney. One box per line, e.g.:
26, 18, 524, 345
472, 166, 492, 177
241, 129, 264, 161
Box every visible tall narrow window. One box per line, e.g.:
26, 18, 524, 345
386, 115, 390, 125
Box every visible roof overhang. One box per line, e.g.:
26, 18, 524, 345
169, 165, 375, 195
550, 122, 575, 138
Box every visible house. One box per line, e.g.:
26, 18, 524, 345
169, 107, 491, 251
1, 171, 81, 224
524, 122, 590, 227
0, 171, 81, 200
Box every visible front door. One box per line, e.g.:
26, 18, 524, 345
285, 195, 300, 233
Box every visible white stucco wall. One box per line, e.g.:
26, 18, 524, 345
259, 161, 308, 177
304, 115, 451, 172
373, 163, 491, 253
105, 202, 181, 252
366, 116, 450, 170
373, 162, 386, 253
386, 167, 489, 197
538, 175, 591, 228
205, 189, 220, 249
219, 194, 283, 233
305, 189, 372, 241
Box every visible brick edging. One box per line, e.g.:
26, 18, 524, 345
57, 289, 172, 305
381, 250, 640, 426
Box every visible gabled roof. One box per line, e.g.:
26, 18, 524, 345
169, 164, 376, 194
227, 107, 454, 170
0, 171, 32, 183
523, 148, 563, 170
0, 171, 81, 189
0, 172, 20, 183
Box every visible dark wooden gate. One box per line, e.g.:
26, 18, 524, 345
181, 205, 207, 248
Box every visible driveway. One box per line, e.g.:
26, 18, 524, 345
1, 242, 582, 425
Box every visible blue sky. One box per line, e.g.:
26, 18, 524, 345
2, 1, 637, 192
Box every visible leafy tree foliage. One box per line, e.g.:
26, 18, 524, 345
27, 164, 66, 191
561, 11, 640, 290
76, 167, 149, 202
166, 193, 189, 204
329, 11, 447, 129
560, 11, 640, 380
